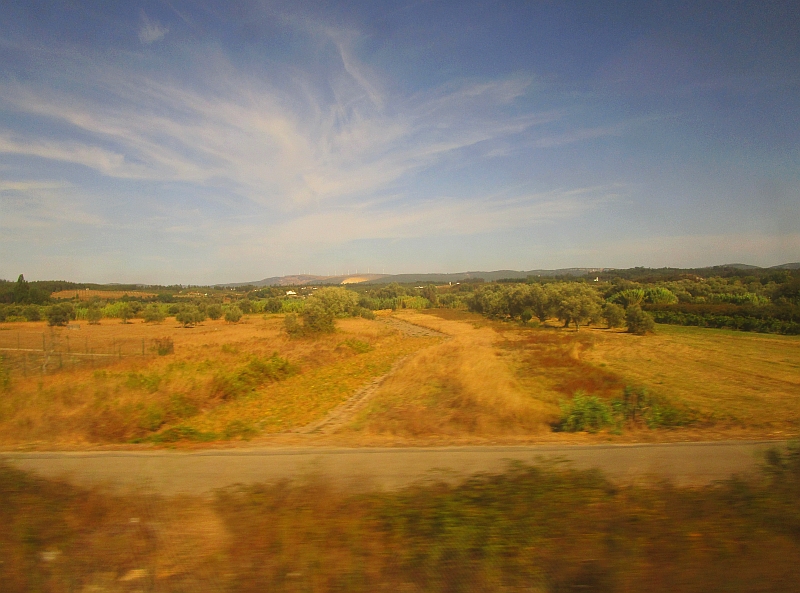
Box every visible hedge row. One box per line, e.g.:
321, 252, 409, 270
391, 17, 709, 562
650, 310, 800, 335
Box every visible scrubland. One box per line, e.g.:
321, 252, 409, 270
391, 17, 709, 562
0, 307, 798, 448
0, 315, 432, 447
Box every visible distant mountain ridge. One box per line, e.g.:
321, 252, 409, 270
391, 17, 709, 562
219, 263, 800, 287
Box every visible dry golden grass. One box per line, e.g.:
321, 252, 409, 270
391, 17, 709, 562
346, 310, 800, 441
0, 316, 429, 447
584, 324, 800, 432
2, 310, 798, 447
347, 311, 560, 437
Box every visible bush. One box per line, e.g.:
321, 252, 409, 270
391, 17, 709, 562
207, 304, 223, 320
555, 393, 612, 433
0, 355, 10, 391
176, 305, 204, 327
602, 302, 626, 328
23, 305, 41, 322
626, 305, 655, 335
225, 305, 243, 323
142, 304, 166, 323
284, 313, 303, 336
86, 306, 102, 325
152, 337, 174, 355
46, 304, 71, 326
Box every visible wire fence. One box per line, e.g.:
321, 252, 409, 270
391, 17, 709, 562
0, 328, 155, 377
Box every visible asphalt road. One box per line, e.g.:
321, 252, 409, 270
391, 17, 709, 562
0, 441, 785, 494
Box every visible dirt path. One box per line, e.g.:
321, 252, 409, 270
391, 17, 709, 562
1, 441, 785, 494
291, 317, 447, 435
293, 355, 410, 434
376, 316, 449, 338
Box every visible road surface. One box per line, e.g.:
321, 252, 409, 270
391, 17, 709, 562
0, 440, 785, 494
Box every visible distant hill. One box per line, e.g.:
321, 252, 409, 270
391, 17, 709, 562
221, 268, 611, 287
218, 262, 800, 288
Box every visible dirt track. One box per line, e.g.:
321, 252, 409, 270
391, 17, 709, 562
1, 440, 785, 494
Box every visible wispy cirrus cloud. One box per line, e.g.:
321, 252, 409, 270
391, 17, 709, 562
138, 11, 168, 44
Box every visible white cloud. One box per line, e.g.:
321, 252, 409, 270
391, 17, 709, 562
138, 11, 168, 45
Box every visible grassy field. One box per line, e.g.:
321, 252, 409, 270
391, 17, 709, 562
4, 446, 800, 592
345, 310, 800, 441
1, 309, 798, 447
0, 315, 433, 447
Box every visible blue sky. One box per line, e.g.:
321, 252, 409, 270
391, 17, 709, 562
1, 1, 798, 284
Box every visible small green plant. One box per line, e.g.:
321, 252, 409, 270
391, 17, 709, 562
211, 354, 298, 400
342, 338, 372, 354
167, 394, 198, 420
0, 355, 11, 392
126, 371, 162, 393
223, 420, 259, 440
134, 425, 218, 443
555, 392, 613, 433
611, 386, 695, 429
138, 404, 165, 431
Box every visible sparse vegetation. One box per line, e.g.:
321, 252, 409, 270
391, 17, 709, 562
626, 304, 656, 334
4, 445, 800, 591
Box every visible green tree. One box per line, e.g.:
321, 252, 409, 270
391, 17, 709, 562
602, 302, 626, 328
118, 303, 133, 324
224, 305, 243, 323
421, 285, 439, 307
86, 306, 102, 325
626, 305, 655, 335
46, 304, 70, 326
528, 284, 555, 323
12, 274, 29, 304
553, 284, 603, 330
142, 304, 166, 323
207, 304, 223, 320
176, 305, 202, 327
610, 288, 645, 308
23, 305, 41, 322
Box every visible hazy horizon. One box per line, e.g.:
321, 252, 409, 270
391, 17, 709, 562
1, 1, 798, 284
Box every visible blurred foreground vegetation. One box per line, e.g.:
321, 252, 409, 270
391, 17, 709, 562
3, 444, 800, 592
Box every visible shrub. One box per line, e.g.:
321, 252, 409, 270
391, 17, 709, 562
626, 305, 655, 335
556, 393, 613, 433
342, 338, 372, 353
23, 305, 41, 322
207, 303, 223, 320
86, 306, 102, 325
142, 303, 166, 323
225, 306, 243, 323
46, 304, 71, 326
0, 355, 10, 391
176, 305, 204, 327
602, 302, 626, 328
611, 386, 695, 429
284, 313, 303, 336
223, 420, 259, 440
152, 337, 174, 356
